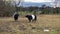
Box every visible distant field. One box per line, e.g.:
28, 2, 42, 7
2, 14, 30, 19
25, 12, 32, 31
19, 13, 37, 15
0, 15, 60, 34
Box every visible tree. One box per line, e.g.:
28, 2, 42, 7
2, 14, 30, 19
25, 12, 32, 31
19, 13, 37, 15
0, 0, 15, 17
0, 0, 24, 17
41, 4, 47, 14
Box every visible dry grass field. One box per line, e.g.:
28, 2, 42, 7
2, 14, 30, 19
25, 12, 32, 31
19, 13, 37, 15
0, 15, 60, 34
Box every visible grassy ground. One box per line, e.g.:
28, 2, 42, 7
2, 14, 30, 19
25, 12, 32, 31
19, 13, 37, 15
0, 15, 60, 34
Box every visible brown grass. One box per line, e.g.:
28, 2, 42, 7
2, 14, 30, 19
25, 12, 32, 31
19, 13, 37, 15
0, 15, 60, 34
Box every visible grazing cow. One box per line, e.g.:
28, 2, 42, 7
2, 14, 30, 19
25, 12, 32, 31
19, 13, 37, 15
13, 12, 19, 21
25, 15, 37, 22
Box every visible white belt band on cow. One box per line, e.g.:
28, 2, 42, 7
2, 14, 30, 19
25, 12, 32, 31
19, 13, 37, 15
32, 15, 35, 20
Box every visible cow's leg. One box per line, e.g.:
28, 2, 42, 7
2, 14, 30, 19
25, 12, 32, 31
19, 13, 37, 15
14, 17, 18, 21
28, 19, 32, 22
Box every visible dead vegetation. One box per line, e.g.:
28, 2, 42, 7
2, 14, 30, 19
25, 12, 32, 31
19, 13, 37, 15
0, 15, 60, 34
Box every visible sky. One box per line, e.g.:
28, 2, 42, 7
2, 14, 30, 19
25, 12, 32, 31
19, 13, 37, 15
14, 0, 60, 3
24, 0, 54, 3
13, 0, 60, 7
14, 0, 54, 2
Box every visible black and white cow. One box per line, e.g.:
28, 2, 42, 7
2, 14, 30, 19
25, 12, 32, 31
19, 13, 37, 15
25, 15, 37, 22
13, 12, 19, 21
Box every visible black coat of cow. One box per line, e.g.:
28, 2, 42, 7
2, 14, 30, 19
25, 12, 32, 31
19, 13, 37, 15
14, 14, 19, 21
25, 15, 37, 22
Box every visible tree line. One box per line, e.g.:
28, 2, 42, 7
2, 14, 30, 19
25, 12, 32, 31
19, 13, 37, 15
0, 1, 60, 17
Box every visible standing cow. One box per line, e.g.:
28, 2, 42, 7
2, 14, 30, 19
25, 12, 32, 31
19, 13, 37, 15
25, 15, 37, 22
13, 12, 19, 21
